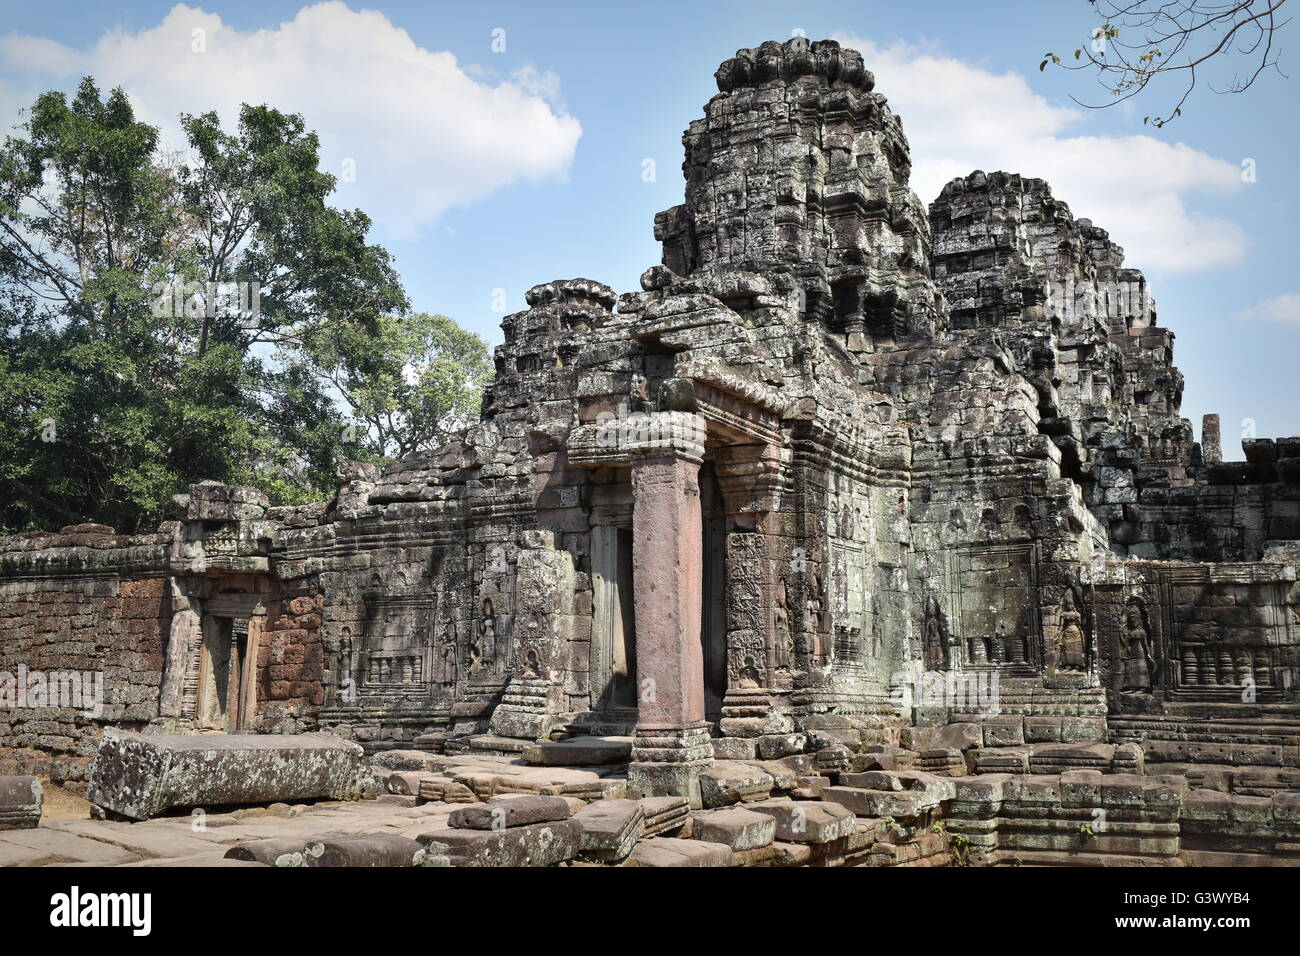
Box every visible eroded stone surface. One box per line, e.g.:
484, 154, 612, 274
86, 730, 367, 820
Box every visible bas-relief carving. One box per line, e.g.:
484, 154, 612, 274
1120, 599, 1155, 692
922, 594, 952, 672
469, 597, 497, 676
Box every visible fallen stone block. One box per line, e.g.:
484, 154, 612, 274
573, 798, 644, 861
387, 770, 443, 797
821, 786, 930, 820
224, 832, 428, 867
791, 775, 830, 799
417, 777, 477, 803
699, 761, 774, 808
746, 798, 856, 844
449, 794, 572, 830
225, 836, 330, 867
371, 750, 440, 771
840, 771, 903, 791
520, 736, 632, 766
711, 737, 758, 760
757, 733, 807, 759
87, 729, 367, 820
416, 819, 583, 867
933, 723, 982, 751
691, 807, 776, 850
0, 775, 43, 830
641, 796, 690, 837
815, 745, 852, 775
626, 837, 733, 867
313, 833, 429, 867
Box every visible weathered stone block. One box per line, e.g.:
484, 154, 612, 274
0, 775, 42, 830
449, 794, 572, 830
521, 736, 631, 766
87, 729, 366, 820
746, 798, 856, 844
698, 761, 774, 808
573, 798, 644, 861
626, 837, 733, 867
691, 807, 776, 849
416, 819, 583, 867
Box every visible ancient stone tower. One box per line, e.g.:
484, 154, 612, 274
1, 40, 1297, 816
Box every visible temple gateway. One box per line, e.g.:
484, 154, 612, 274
2, 40, 1299, 861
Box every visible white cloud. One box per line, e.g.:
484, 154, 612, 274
1238, 293, 1300, 326
833, 35, 1247, 274
0, 2, 582, 239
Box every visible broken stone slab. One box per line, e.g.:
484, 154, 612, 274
386, 770, 444, 797
224, 832, 428, 867
641, 796, 690, 837
87, 729, 367, 820
691, 807, 776, 850
745, 798, 856, 844
756, 733, 808, 759
821, 786, 923, 819
791, 775, 830, 799
573, 798, 645, 861
840, 771, 904, 791
416, 819, 583, 867
626, 837, 733, 867
821, 774, 957, 820
711, 737, 758, 760
313, 833, 429, 867
699, 761, 774, 808
520, 736, 632, 766
449, 795, 572, 830
372, 750, 440, 771
417, 777, 477, 804
933, 722, 982, 751
0, 775, 43, 830
815, 745, 852, 775
225, 836, 331, 867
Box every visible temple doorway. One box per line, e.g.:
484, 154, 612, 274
700, 462, 727, 722
592, 524, 638, 713
195, 591, 264, 733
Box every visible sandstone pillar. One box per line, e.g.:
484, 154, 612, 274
158, 577, 201, 720
626, 412, 714, 806
1202, 413, 1222, 464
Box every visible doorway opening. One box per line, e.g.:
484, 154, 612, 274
700, 461, 727, 722
593, 524, 638, 714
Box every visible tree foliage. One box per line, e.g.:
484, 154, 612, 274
0, 77, 489, 533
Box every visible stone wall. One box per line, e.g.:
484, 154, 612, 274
0, 526, 173, 789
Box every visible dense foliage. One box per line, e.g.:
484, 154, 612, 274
0, 77, 490, 533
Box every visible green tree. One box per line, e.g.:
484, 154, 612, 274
0, 77, 484, 533
289, 311, 492, 463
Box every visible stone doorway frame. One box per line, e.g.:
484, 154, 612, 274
196, 590, 266, 733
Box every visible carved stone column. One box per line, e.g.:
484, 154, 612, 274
158, 577, 202, 722
714, 443, 794, 736
626, 412, 714, 806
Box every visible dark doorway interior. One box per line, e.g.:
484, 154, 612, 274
700, 462, 727, 722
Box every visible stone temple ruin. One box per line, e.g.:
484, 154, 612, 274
2, 39, 1299, 867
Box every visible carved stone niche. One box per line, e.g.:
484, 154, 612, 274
1158, 567, 1295, 703
1043, 583, 1094, 688
949, 543, 1042, 672
359, 591, 435, 696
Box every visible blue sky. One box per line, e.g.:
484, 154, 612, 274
1, 0, 1296, 445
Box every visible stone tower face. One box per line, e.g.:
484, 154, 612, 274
654, 39, 942, 342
